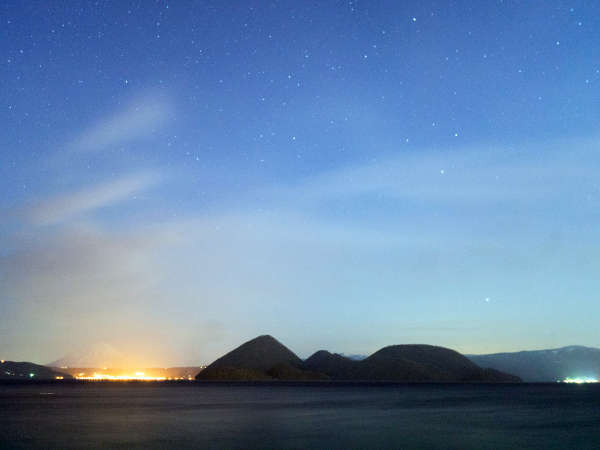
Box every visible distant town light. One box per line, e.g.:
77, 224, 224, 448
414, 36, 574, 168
74, 372, 168, 381
563, 377, 598, 384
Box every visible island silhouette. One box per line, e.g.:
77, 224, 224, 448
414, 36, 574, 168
9, 337, 600, 383
195, 335, 521, 382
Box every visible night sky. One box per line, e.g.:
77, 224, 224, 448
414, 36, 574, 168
2, 1, 600, 366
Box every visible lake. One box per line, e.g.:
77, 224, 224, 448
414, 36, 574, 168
1, 382, 599, 449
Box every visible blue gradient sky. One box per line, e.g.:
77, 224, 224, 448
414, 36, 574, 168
1, 1, 600, 366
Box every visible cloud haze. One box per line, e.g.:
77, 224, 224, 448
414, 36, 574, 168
2, 134, 599, 365
3, 1, 600, 370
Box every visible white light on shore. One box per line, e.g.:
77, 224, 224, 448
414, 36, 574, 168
563, 377, 598, 384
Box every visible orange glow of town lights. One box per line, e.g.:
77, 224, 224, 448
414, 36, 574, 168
75, 372, 168, 381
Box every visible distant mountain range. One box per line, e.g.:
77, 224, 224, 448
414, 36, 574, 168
468, 345, 600, 382
340, 354, 367, 361
196, 335, 521, 382
8, 341, 599, 383
1, 360, 72, 380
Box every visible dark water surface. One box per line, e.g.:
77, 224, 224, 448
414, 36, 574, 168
1, 382, 599, 449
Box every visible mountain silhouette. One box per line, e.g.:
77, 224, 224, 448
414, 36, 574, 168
305, 345, 520, 382
196, 335, 325, 380
303, 350, 358, 379
196, 336, 520, 382
0, 360, 73, 380
468, 345, 600, 382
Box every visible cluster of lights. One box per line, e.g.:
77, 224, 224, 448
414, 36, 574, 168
562, 377, 598, 384
3, 360, 196, 381
74, 371, 195, 381
75, 372, 167, 381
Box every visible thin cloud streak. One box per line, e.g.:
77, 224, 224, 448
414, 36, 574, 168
3, 137, 599, 363
263, 142, 597, 209
28, 171, 161, 226
66, 94, 172, 154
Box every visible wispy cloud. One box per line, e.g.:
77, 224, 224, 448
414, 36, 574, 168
3, 137, 599, 364
66, 94, 171, 153
28, 171, 161, 226
269, 143, 595, 208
